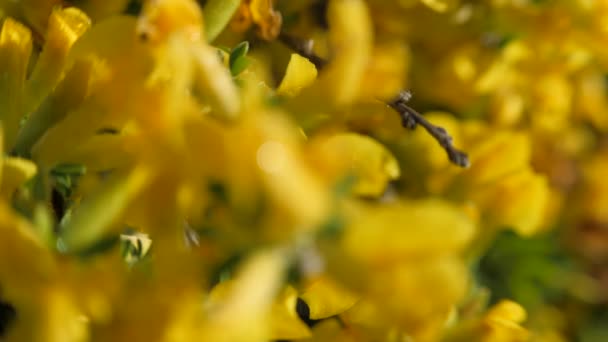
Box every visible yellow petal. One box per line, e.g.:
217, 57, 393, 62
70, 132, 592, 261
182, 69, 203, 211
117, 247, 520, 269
359, 42, 410, 100
485, 300, 527, 324
204, 249, 286, 341
303, 319, 356, 342
482, 300, 529, 342
269, 286, 312, 340
25, 7, 91, 115
0, 156, 37, 199
194, 43, 241, 120
466, 131, 531, 186
3, 0, 62, 35
321, 0, 372, 105
246, 113, 330, 228
367, 258, 469, 335
343, 200, 475, 265
300, 276, 359, 320
476, 169, 549, 236
60, 133, 133, 172
138, 0, 204, 42
32, 102, 109, 168
277, 53, 318, 97
0, 203, 55, 296
317, 133, 400, 197
15, 58, 95, 157
0, 18, 32, 150
11, 287, 87, 342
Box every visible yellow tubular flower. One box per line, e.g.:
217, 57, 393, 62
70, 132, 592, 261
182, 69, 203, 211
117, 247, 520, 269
25, 7, 91, 116
0, 0, 62, 35
0, 18, 32, 150
193, 42, 241, 119
139, 0, 240, 120
32, 16, 151, 166
15, 57, 95, 157
322, 0, 373, 105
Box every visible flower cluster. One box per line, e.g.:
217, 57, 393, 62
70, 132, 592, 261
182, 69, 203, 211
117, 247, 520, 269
0, 0, 603, 341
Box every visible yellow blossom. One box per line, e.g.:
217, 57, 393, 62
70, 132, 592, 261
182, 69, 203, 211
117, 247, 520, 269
278, 53, 318, 96
0, 0, 600, 341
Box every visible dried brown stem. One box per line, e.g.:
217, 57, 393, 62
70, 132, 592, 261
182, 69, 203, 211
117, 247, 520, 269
279, 33, 470, 168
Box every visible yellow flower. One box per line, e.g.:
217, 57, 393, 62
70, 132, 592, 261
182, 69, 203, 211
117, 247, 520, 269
268, 286, 312, 340
474, 169, 550, 236
0, 18, 32, 150
25, 7, 91, 116
1, 0, 599, 340
342, 199, 475, 265
481, 300, 530, 342
277, 53, 318, 96
310, 133, 400, 197
300, 276, 359, 320
445, 300, 529, 342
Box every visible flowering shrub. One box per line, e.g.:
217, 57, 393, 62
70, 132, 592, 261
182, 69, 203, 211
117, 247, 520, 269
0, 0, 605, 341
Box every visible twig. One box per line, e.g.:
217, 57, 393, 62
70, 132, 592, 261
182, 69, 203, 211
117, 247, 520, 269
389, 91, 469, 167
278, 33, 470, 168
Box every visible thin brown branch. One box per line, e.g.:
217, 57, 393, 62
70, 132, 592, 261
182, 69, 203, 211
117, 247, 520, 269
278, 33, 470, 168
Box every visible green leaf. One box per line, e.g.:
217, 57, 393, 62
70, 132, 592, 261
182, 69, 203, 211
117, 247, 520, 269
230, 56, 250, 76
230, 42, 249, 63
229, 42, 249, 70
